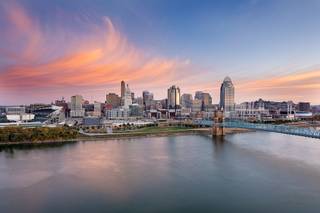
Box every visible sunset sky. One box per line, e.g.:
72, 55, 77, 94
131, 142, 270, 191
0, 0, 319, 105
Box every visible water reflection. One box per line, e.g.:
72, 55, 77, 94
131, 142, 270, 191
0, 134, 320, 212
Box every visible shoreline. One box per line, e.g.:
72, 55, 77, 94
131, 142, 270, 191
0, 128, 252, 147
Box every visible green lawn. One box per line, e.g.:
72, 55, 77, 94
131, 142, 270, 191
114, 126, 193, 134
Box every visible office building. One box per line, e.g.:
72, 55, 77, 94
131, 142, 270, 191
130, 104, 144, 117
121, 80, 126, 98
123, 84, 132, 109
70, 95, 85, 117
167, 85, 181, 109
195, 91, 212, 110
106, 93, 121, 108
143, 91, 154, 110
219, 76, 235, 115
105, 108, 129, 119
181, 93, 193, 108
297, 102, 311, 112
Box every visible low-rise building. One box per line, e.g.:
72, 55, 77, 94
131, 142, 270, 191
105, 108, 130, 119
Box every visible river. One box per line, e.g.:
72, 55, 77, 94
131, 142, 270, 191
0, 132, 320, 212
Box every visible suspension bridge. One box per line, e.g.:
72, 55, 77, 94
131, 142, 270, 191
193, 119, 320, 139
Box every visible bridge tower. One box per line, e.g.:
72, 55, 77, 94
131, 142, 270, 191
212, 110, 225, 137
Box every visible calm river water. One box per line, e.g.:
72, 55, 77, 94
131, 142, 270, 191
0, 132, 320, 213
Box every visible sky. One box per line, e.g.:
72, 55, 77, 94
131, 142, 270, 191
0, 0, 319, 105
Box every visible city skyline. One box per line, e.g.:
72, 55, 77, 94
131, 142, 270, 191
0, 0, 320, 105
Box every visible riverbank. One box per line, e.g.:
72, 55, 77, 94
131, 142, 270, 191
0, 127, 251, 147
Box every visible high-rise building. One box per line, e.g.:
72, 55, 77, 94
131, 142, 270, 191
194, 91, 203, 100
143, 91, 154, 110
123, 84, 132, 109
167, 85, 181, 109
70, 95, 85, 117
219, 77, 235, 115
194, 91, 212, 110
105, 93, 121, 108
121, 80, 126, 98
181, 94, 193, 108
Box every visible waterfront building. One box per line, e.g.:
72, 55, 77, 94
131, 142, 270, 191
236, 102, 271, 121
219, 76, 235, 116
252, 99, 295, 119
70, 95, 85, 118
105, 93, 121, 109
312, 105, 320, 114
167, 85, 181, 109
105, 108, 129, 119
294, 111, 313, 119
181, 93, 193, 108
297, 102, 311, 112
83, 117, 101, 127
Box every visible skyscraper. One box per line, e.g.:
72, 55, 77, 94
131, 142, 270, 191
123, 84, 132, 109
194, 91, 212, 110
142, 91, 154, 110
105, 93, 121, 108
70, 95, 85, 117
167, 85, 181, 109
181, 93, 193, 108
219, 77, 235, 115
121, 80, 126, 98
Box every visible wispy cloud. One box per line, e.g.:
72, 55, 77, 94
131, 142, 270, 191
0, 2, 188, 104
236, 69, 320, 103
0, 2, 319, 104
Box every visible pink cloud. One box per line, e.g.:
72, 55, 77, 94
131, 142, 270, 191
0, 3, 189, 104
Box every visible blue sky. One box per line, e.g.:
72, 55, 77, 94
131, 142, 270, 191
0, 0, 319, 104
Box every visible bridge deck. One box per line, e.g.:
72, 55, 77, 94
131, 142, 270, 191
194, 120, 320, 139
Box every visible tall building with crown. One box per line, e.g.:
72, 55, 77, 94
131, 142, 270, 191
219, 76, 235, 116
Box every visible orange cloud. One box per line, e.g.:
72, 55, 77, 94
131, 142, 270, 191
0, 3, 188, 103
237, 70, 320, 90
235, 69, 320, 103
0, 3, 318, 105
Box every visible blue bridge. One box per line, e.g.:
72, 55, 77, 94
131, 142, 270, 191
193, 120, 320, 139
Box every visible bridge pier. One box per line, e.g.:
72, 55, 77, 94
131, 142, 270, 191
212, 110, 225, 137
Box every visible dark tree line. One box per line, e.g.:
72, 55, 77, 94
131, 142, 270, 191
0, 127, 78, 143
